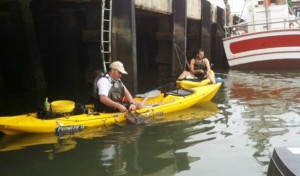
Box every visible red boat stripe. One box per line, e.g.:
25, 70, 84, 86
230, 35, 300, 54
228, 50, 300, 61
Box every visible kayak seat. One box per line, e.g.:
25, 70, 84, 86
167, 88, 194, 96
177, 78, 203, 82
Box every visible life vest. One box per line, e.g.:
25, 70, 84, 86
194, 58, 207, 71
93, 74, 125, 112
194, 59, 207, 79
107, 79, 125, 103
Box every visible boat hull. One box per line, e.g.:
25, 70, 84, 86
267, 147, 300, 176
0, 84, 221, 135
223, 29, 300, 69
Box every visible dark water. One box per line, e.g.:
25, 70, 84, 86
1, 69, 300, 176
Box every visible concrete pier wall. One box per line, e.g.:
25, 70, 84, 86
135, 0, 202, 20
135, 0, 172, 14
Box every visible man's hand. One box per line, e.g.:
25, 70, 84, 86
197, 69, 204, 74
117, 103, 127, 112
129, 104, 137, 111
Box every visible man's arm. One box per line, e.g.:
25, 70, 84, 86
124, 88, 137, 111
189, 59, 197, 74
99, 95, 127, 112
124, 88, 134, 104
205, 58, 212, 72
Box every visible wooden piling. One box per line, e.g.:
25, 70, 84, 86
172, 0, 187, 78
112, 0, 138, 93
201, 0, 212, 60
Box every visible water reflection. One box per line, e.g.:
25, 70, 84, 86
151, 101, 219, 124
96, 101, 221, 175
0, 133, 59, 152
226, 69, 300, 168
99, 102, 219, 176
228, 70, 300, 113
97, 126, 144, 176
1, 69, 299, 175
0, 126, 114, 153
0, 102, 221, 176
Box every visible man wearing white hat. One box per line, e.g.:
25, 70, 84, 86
94, 61, 142, 112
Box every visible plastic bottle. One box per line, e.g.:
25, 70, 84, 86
44, 97, 50, 111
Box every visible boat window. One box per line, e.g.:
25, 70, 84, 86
297, 9, 300, 17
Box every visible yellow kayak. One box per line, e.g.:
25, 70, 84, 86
0, 102, 219, 152
176, 70, 215, 89
0, 83, 221, 135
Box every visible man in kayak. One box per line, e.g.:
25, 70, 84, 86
178, 48, 216, 84
94, 61, 144, 112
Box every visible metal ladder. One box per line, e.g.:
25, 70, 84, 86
101, 0, 112, 72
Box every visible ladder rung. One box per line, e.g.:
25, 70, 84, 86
103, 19, 111, 22
102, 46, 110, 48
100, 47, 111, 51
101, 43, 108, 46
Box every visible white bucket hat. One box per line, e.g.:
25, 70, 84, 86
109, 61, 128, 74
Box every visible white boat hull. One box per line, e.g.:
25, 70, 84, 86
223, 29, 300, 69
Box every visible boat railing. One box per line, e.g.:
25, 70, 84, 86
224, 16, 300, 37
